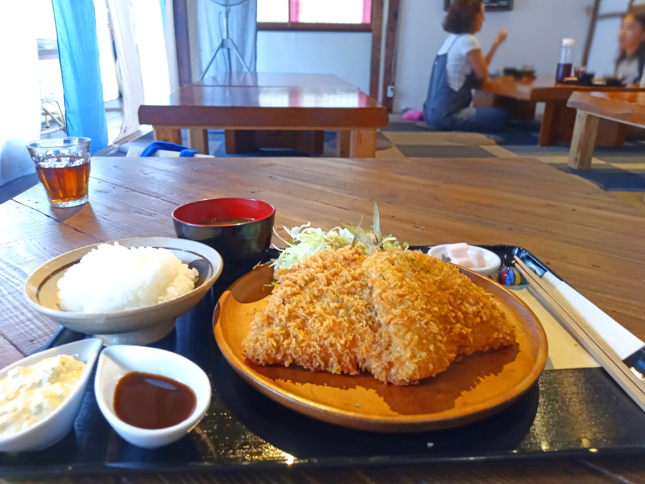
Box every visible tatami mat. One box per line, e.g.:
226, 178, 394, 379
376, 145, 406, 158
397, 145, 496, 158
613, 163, 645, 170
380, 122, 431, 132
377, 117, 645, 194
531, 156, 607, 166
383, 132, 461, 146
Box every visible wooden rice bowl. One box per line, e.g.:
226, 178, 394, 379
213, 264, 548, 433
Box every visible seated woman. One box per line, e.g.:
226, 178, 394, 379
423, 0, 508, 133
615, 12, 645, 86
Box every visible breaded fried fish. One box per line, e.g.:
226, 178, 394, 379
360, 249, 515, 384
243, 247, 515, 385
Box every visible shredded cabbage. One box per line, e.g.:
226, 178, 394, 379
270, 204, 408, 271
271, 224, 358, 270
271, 226, 408, 271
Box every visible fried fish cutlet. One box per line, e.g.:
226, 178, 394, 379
244, 247, 374, 376
243, 247, 516, 385
360, 250, 515, 384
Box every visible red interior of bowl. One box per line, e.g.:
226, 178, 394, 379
172, 198, 275, 227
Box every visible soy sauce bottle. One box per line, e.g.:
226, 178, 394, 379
556, 38, 575, 82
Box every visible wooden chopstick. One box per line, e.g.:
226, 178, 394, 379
513, 257, 645, 412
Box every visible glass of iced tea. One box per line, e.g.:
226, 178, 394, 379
26, 137, 91, 208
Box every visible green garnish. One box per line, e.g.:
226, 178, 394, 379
271, 203, 409, 271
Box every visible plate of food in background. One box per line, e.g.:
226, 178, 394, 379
214, 205, 548, 432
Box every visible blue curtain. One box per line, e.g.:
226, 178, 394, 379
52, 0, 108, 154
159, 0, 166, 32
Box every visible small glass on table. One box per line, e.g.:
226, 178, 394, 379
26, 137, 91, 208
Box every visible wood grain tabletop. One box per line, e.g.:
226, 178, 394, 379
138, 81, 388, 130
481, 75, 645, 102
1, 155, 644, 483
568, 90, 645, 127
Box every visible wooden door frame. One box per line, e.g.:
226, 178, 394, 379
381, 0, 399, 112
582, 0, 638, 67
174, 0, 192, 87
369, 0, 384, 99
369, 0, 400, 111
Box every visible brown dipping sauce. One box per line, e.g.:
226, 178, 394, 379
114, 372, 196, 429
200, 218, 254, 226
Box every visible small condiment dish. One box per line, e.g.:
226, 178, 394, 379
428, 244, 502, 277
94, 346, 211, 449
0, 338, 102, 452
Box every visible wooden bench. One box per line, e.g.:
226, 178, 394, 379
477, 76, 645, 146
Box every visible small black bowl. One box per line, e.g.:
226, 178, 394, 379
503, 67, 518, 78
172, 198, 275, 270
604, 77, 624, 87
578, 72, 595, 85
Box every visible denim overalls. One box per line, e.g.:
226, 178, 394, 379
422, 35, 507, 133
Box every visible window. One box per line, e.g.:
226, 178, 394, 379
258, 0, 373, 29
257, 0, 289, 23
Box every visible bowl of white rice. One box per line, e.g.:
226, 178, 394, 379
24, 238, 223, 345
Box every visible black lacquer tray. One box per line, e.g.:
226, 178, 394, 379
2, 245, 645, 478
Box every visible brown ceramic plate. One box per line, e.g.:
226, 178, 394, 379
213, 264, 548, 432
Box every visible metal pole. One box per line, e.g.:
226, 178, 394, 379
582, 0, 601, 68
225, 5, 232, 71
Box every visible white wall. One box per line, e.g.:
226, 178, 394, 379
257, 31, 372, 94
587, 0, 631, 78
1, 2, 40, 186
394, 0, 594, 112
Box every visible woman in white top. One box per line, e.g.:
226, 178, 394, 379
615, 13, 645, 86
423, 0, 508, 132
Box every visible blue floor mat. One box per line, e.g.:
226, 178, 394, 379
552, 164, 645, 191
499, 129, 540, 146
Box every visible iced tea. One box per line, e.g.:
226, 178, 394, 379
36, 156, 90, 206
27, 137, 91, 208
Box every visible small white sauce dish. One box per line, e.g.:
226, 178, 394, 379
94, 346, 211, 449
428, 244, 502, 277
0, 338, 102, 452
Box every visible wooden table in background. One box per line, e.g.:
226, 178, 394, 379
568, 91, 645, 203
139, 73, 388, 158
2, 156, 645, 483
478, 76, 645, 146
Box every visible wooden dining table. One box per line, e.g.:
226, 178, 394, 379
478, 75, 645, 146
568, 90, 645, 165
2, 156, 645, 483
138, 73, 388, 158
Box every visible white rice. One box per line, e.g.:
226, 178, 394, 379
58, 243, 199, 313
